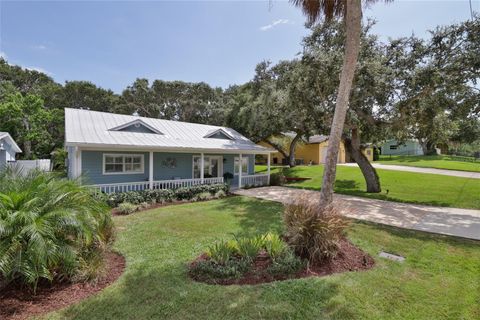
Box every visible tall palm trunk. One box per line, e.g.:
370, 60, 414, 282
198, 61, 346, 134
319, 0, 362, 206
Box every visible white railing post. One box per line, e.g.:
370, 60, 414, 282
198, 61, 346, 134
267, 153, 271, 185
238, 153, 242, 189
200, 153, 204, 184
149, 151, 153, 189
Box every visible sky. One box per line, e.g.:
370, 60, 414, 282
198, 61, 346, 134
0, 0, 478, 93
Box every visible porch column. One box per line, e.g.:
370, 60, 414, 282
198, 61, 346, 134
238, 153, 242, 189
200, 153, 204, 183
267, 152, 271, 185
149, 151, 153, 189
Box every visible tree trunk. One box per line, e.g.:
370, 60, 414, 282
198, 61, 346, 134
344, 128, 381, 193
288, 133, 302, 167
22, 118, 32, 159
318, 0, 362, 207
265, 139, 289, 159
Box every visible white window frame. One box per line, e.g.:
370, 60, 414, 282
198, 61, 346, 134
192, 155, 223, 179
102, 153, 145, 175
234, 156, 249, 175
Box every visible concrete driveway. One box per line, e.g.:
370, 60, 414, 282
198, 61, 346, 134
234, 186, 480, 241
339, 163, 480, 179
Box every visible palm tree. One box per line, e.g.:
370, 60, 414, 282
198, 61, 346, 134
0, 167, 113, 292
291, 0, 382, 206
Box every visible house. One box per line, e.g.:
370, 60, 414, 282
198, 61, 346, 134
64, 108, 274, 193
380, 139, 423, 156
258, 134, 373, 165
0, 132, 21, 169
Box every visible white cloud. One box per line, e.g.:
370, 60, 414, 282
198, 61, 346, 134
259, 19, 292, 31
25, 66, 53, 76
0, 51, 7, 59
32, 44, 47, 50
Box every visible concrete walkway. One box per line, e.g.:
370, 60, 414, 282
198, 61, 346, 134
339, 163, 480, 179
234, 186, 480, 241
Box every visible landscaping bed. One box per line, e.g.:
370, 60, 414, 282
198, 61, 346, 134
189, 238, 374, 285
285, 177, 311, 182
0, 252, 125, 320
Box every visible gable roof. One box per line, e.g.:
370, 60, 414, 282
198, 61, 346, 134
203, 128, 234, 140
0, 132, 22, 153
109, 119, 163, 134
64, 108, 272, 154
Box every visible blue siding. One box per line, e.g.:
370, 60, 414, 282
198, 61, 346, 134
67, 146, 75, 179
80, 151, 256, 185
81, 151, 150, 185
153, 153, 193, 180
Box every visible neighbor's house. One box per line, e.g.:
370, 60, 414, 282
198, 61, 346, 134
0, 132, 21, 169
65, 108, 274, 193
259, 134, 373, 165
380, 139, 423, 156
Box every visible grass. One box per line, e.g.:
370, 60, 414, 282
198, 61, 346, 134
376, 155, 480, 172
45, 197, 480, 320
256, 165, 480, 209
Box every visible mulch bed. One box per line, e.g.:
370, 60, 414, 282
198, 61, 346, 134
189, 238, 374, 285
285, 177, 312, 182
0, 252, 125, 320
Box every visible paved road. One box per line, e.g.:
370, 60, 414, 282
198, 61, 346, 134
234, 186, 480, 241
339, 163, 480, 179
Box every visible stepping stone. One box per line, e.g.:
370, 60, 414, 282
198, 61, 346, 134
379, 251, 405, 262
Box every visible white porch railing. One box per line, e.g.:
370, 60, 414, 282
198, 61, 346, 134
152, 177, 224, 189
91, 177, 224, 194
240, 174, 269, 188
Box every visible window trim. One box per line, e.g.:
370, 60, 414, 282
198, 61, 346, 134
234, 156, 249, 175
102, 153, 145, 175
192, 155, 223, 179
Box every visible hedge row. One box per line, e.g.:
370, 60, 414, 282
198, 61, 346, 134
95, 183, 229, 208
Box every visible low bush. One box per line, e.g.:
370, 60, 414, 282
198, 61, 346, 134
262, 232, 287, 259
284, 196, 349, 262
269, 172, 286, 186
102, 183, 229, 208
206, 240, 236, 265
266, 249, 305, 277
0, 167, 114, 292
117, 202, 138, 215
194, 192, 213, 201
234, 235, 263, 261
190, 258, 251, 280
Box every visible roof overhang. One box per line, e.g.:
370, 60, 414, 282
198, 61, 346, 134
0, 132, 22, 153
65, 142, 276, 155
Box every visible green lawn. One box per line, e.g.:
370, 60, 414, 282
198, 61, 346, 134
376, 155, 480, 172
256, 165, 480, 209
46, 197, 480, 320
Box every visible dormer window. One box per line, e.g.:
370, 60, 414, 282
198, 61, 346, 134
204, 129, 234, 140
109, 119, 162, 134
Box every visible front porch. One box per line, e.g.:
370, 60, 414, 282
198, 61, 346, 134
75, 150, 272, 193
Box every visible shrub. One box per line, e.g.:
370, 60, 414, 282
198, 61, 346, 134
0, 167, 114, 292
262, 232, 287, 259
214, 190, 227, 198
206, 240, 236, 265
234, 235, 263, 261
284, 195, 348, 262
266, 249, 305, 277
117, 202, 138, 215
101, 183, 228, 208
269, 172, 286, 186
190, 258, 251, 281
194, 192, 212, 201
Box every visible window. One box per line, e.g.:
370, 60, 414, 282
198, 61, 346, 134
103, 154, 144, 174
234, 156, 248, 175
389, 145, 398, 150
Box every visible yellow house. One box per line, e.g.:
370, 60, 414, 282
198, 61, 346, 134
259, 135, 373, 165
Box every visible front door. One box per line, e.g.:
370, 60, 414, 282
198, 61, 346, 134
193, 156, 222, 178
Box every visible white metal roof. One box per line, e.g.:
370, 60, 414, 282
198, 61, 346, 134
64, 108, 273, 154
0, 132, 22, 153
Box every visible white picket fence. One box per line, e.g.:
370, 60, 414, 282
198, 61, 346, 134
240, 174, 269, 188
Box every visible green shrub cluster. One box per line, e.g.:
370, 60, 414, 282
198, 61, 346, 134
97, 183, 229, 208
190, 232, 304, 281
0, 167, 114, 292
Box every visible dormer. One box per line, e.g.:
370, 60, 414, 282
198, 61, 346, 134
204, 129, 234, 140
109, 119, 163, 134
